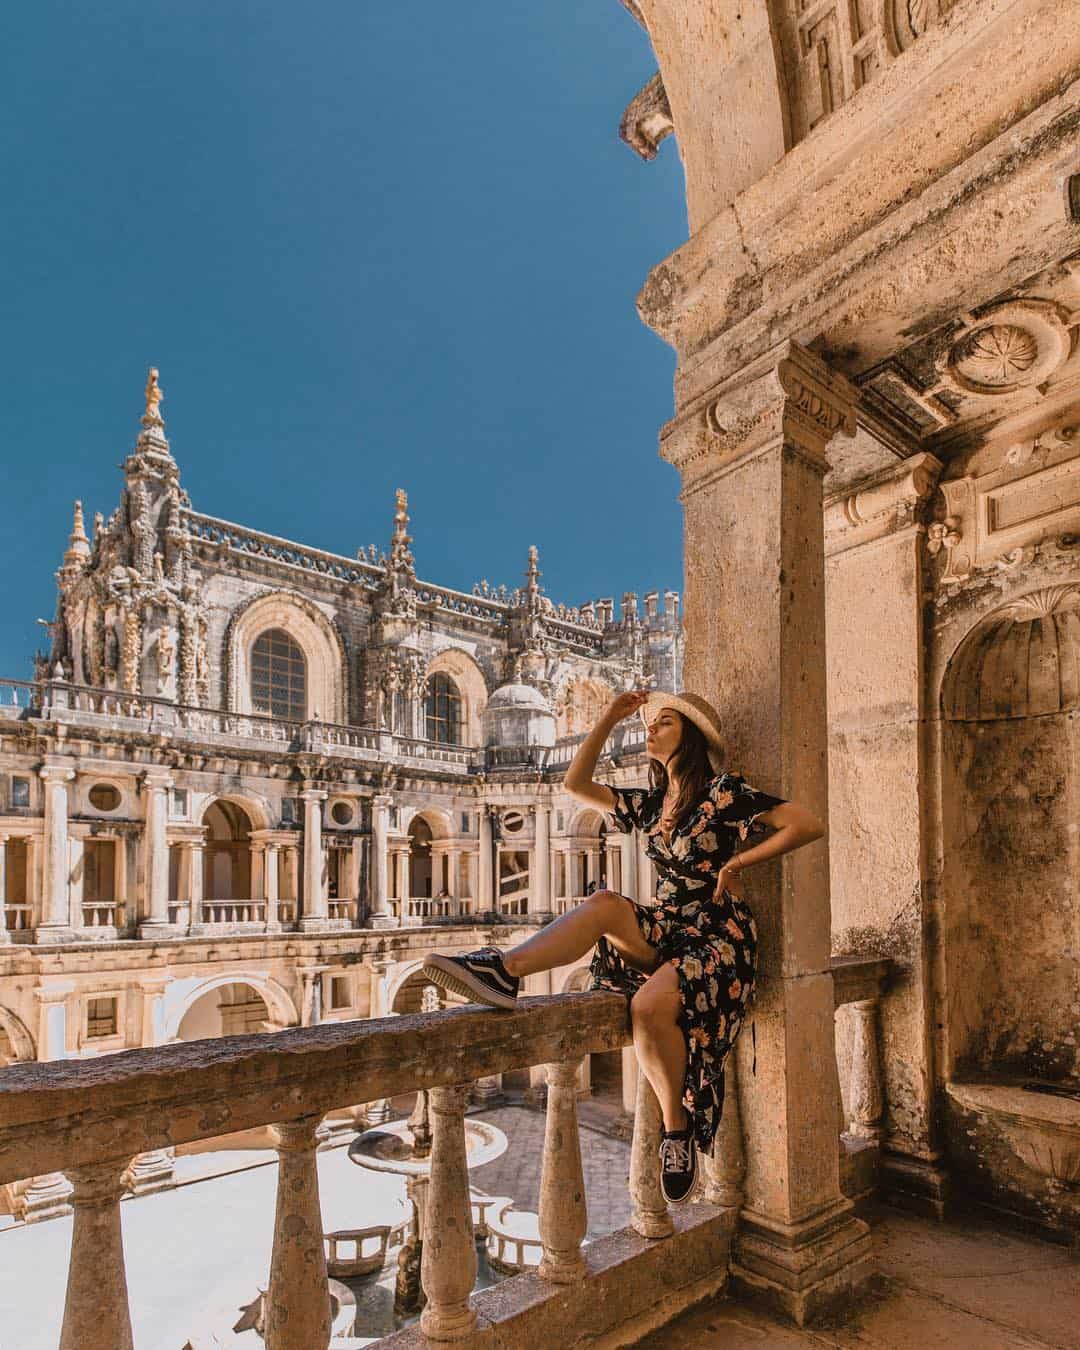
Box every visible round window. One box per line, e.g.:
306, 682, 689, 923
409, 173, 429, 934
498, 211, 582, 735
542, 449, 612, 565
88, 784, 121, 812
331, 801, 354, 827
502, 810, 524, 834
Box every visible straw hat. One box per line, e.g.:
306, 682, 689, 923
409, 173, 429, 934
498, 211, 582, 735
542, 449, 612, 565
638, 689, 724, 774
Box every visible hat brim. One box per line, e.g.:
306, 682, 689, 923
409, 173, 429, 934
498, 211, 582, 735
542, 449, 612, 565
638, 691, 724, 774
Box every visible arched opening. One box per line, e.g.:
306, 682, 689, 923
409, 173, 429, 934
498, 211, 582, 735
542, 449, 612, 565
251, 627, 307, 721
557, 809, 610, 909
177, 980, 273, 1040
203, 800, 253, 902
391, 970, 466, 1015
425, 671, 462, 744
408, 815, 433, 899
939, 588, 1080, 1087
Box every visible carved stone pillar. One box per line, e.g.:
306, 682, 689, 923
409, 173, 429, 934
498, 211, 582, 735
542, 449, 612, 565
629, 1067, 672, 1239
847, 999, 885, 1141
532, 804, 551, 915
665, 340, 870, 1322
0, 832, 9, 944
138, 769, 175, 937
478, 805, 493, 912
59, 1162, 135, 1350
370, 793, 394, 927
265, 1116, 332, 1350
419, 1085, 477, 1342
538, 1059, 587, 1283
299, 788, 328, 931
18, 982, 75, 1222
36, 764, 75, 942
265, 841, 280, 932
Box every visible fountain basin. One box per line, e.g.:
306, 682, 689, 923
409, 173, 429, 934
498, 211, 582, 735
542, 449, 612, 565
348, 1117, 508, 1177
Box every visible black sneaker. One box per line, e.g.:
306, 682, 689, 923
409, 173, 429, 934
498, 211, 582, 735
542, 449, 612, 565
422, 946, 520, 1010
659, 1128, 698, 1204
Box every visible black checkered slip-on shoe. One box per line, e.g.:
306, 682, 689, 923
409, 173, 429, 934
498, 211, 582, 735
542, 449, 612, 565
658, 1128, 699, 1204
422, 946, 520, 1010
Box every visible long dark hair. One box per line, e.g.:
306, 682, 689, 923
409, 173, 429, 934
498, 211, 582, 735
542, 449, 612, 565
647, 712, 713, 829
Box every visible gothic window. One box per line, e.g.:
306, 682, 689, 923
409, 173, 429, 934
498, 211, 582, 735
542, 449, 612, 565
251, 629, 307, 721
425, 672, 461, 744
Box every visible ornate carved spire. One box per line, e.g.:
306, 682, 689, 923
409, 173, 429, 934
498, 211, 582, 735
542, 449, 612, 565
390, 488, 416, 578
63, 500, 91, 570
130, 364, 174, 465
525, 544, 541, 600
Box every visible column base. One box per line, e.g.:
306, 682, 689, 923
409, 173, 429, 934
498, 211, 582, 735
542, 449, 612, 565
880, 1147, 952, 1221
137, 921, 183, 940
298, 916, 333, 932
729, 1197, 873, 1327
364, 1100, 394, 1126
369, 914, 400, 929
32, 924, 78, 945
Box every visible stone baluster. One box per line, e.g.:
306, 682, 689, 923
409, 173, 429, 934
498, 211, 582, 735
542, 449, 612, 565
538, 1058, 587, 1283
629, 1069, 673, 1239
419, 1084, 477, 1342
265, 1115, 332, 1350
59, 1161, 135, 1350
847, 999, 885, 1140
700, 1055, 745, 1207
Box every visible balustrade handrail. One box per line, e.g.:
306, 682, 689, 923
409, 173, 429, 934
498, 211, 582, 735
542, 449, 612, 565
0, 992, 628, 1186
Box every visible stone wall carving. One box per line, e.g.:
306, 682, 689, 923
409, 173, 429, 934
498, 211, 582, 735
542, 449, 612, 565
936, 301, 1074, 399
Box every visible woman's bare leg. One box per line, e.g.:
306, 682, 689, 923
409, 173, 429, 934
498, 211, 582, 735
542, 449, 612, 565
500, 890, 658, 979
631, 964, 690, 1133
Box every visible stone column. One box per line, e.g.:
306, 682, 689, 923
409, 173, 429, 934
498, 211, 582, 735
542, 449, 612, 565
465, 849, 478, 907
584, 848, 598, 890
533, 804, 551, 915
139, 769, 174, 938
285, 845, 300, 917
300, 966, 328, 1027
264, 1116, 332, 1350
36, 764, 75, 943
124, 977, 175, 1195
667, 341, 870, 1322
59, 1161, 135, 1350
701, 1056, 746, 1208
19, 982, 76, 1221
265, 842, 281, 932
0, 833, 8, 943
478, 806, 493, 913
250, 843, 266, 913
419, 1084, 477, 1342
369, 793, 394, 927
619, 831, 637, 901
299, 788, 328, 931
538, 1059, 587, 1283
446, 846, 459, 902
187, 840, 204, 930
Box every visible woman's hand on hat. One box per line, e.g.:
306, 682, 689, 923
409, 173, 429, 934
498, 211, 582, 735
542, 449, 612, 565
607, 689, 650, 723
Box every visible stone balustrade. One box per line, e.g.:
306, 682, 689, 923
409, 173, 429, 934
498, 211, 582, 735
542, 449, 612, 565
0, 991, 743, 1349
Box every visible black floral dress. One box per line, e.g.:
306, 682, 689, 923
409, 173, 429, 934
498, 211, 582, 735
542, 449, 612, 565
589, 771, 788, 1155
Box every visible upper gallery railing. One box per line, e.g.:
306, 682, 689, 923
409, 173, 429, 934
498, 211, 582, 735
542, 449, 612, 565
0, 678, 648, 773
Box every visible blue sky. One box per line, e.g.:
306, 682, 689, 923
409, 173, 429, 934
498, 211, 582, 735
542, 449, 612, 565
0, 2, 687, 678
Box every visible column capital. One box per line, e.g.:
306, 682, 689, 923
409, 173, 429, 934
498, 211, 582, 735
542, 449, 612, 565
661, 340, 858, 491
372, 791, 394, 808
299, 788, 327, 804
136, 976, 171, 997
270, 1114, 323, 1151
39, 763, 75, 784
140, 769, 173, 792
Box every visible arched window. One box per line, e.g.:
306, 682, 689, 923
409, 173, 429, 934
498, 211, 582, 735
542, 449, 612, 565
251, 629, 307, 721
426, 672, 461, 744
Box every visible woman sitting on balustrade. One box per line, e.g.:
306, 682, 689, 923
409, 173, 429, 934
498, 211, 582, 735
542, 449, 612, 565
424, 688, 825, 1205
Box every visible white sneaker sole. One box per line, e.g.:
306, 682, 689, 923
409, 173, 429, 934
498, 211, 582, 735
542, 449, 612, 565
422, 956, 519, 1010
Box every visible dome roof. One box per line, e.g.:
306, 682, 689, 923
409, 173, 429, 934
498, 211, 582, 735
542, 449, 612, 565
486, 681, 552, 712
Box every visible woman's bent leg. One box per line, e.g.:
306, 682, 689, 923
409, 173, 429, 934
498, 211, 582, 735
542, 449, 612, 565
501, 891, 658, 979
630, 964, 689, 1133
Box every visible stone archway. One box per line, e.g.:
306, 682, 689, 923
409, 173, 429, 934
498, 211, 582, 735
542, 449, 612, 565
425, 648, 489, 746
165, 972, 298, 1043
0, 1007, 34, 1065
562, 807, 610, 901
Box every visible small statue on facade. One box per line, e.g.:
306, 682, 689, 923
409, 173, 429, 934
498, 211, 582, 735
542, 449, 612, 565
143, 366, 164, 426
157, 630, 175, 690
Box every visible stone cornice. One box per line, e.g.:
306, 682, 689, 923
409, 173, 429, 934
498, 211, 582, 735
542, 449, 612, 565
824, 452, 943, 556
660, 341, 857, 491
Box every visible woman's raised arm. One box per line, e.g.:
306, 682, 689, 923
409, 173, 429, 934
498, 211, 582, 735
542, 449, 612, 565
563, 689, 650, 812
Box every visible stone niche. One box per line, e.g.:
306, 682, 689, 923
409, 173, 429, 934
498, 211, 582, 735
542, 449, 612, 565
939, 581, 1080, 1238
